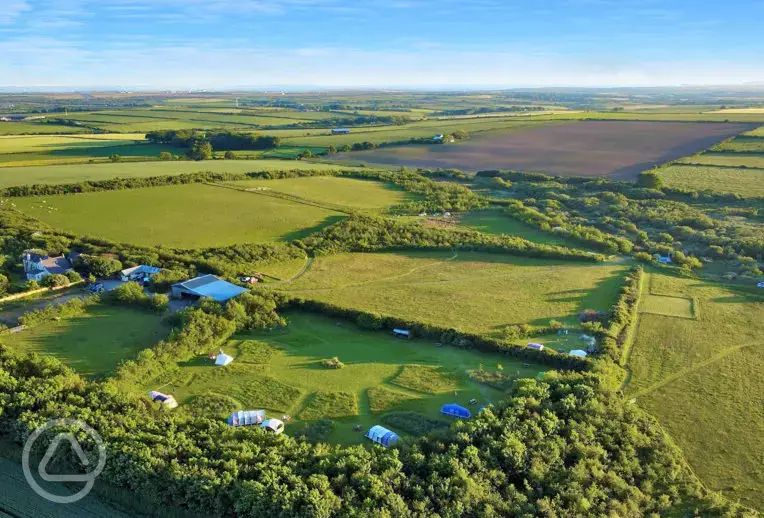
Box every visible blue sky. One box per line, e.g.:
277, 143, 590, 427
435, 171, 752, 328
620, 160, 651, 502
1, 0, 763, 89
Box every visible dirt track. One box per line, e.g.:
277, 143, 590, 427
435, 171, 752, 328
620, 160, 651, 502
334, 121, 755, 180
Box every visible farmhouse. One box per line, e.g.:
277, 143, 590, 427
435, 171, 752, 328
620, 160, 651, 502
22, 251, 73, 281
332, 128, 351, 135
366, 425, 399, 447
171, 274, 247, 302
120, 265, 161, 283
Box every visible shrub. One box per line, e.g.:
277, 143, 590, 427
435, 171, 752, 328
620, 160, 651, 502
78, 254, 123, 278
149, 293, 170, 313
41, 273, 70, 288
321, 356, 345, 369
24, 279, 40, 291
66, 270, 83, 283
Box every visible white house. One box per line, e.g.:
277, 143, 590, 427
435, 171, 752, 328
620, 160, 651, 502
22, 252, 73, 281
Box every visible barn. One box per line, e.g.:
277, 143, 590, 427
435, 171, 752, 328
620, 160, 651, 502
440, 404, 471, 419
171, 274, 247, 302
366, 425, 399, 447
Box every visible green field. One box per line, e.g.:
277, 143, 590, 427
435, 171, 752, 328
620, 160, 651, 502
625, 271, 764, 507
277, 251, 628, 339
457, 209, 589, 248
743, 125, 764, 136
676, 152, 764, 168
657, 165, 764, 197
5, 305, 168, 377
225, 175, 415, 210
712, 136, 764, 153
148, 312, 543, 444
0, 134, 145, 154
0, 159, 369, 188
0, 122, 92, 135
12, 183, 344, 248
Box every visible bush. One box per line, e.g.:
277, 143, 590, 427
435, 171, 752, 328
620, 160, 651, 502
24, 279, 40, 291
149, 293, 170, 313
224, 150, 235, 159
78, 254, 123, 278
66, 270, 83, 283
321, 356, 345, 369
41, 273, 70, 288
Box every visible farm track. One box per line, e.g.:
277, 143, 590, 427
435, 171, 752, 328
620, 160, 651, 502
631, 341, 760, 400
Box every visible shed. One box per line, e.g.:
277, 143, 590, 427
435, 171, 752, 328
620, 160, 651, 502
365, 425, 399, 447
227, 410, 266, 426
215, 349, 234, 366
569, 349, 588, 358
527, 342, 544, 351
440, 403, 471, 419
393, 328, 411, 339
332, 128, 350, 134
261, 418, 285, 435
148, 391, 178, 409
171, 274, 247, 302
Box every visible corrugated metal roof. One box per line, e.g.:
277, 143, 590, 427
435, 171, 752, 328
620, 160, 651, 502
173, 275, 248, 302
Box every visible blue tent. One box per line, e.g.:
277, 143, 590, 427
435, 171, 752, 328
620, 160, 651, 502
440, 404, 471, 419
366, 425, 399, 447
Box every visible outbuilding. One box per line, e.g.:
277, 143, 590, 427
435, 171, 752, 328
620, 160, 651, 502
227, 410, 266, 427
332, 128, 350, 135
440, 403, 471, 419
171, 274, 247, 302
215, 349, 234, 366
365, 425, 399, 447
527, 342, 544, 351
121, 265, 161, 283
261, 418, 285, 434
393, 328, 411, 339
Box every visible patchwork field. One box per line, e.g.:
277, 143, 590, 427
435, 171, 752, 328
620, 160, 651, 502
625, 271, 764, 507
5, 305, 168, 377
276, 251, 628, 339
328, 121, 754, 179
224, 175, 415, 210
12, 183, 344, 248
0, 159, 368, 189
147, 312, 543, 444
657, 164, 764, 197
456, 209, 589, 249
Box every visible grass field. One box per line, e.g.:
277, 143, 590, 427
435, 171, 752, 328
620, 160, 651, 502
457, 209, 588, 248
12, 183, 344, 248
625, 271, 764, 508
148, 312, 543, 444
676, 152, 764, 168
657, 165, 764, 197
0, 134, 145, 154
225, 175, 415, 210
0, 122, 92, 135
5, 305, 168, 377
713, 136, 764, 153
0, 159, 369, 189
744, 126, 764, 136
277, 251, 628, 339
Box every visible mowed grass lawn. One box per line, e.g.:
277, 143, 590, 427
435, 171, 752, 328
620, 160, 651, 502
12, 183, 344, 248
150, 312, 542, 444
625, 271, 764, 508
457, 209, 592, 249
0, 159, 368, 188
277, 251, 628, 337
657, 165, 764, 197
225, 175, 415, 210
5, 305, 168, 377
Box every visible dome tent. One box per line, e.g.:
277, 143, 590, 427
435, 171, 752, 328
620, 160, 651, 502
441, 403, 471, 419
227, 410, 266, 427
365, 425, 399, 447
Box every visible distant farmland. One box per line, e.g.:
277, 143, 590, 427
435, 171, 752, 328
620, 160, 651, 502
329, 121, 755, 180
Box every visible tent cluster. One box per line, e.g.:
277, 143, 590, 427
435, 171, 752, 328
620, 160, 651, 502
227, 410, 285, 434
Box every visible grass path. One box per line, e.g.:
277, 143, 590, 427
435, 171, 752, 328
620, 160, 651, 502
630, 340, 759, 399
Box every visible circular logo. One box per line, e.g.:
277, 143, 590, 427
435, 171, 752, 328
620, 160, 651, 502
22, 418, 107, 504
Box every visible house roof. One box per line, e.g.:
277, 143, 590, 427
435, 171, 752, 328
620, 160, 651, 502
121, 265, 161, 277
40, 256, 72, 275
173, 274, 247, 302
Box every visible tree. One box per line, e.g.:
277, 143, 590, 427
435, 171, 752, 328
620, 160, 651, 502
224, 150, 235, 159
159, 151, 173, 161
326, 145, 337, 155
78, 254, 123, 278
638, 170, 663, 189
0, 274, 9, 296
298, 148, 312, 159
187, 140, 213, 161
41, 274, 69, 288
109, 154, 121, 163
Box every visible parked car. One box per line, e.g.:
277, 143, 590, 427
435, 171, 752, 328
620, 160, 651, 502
87, 283, 105, 293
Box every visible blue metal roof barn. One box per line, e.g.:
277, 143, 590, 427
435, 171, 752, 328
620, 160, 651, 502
365, 425, 399, 447
441, 403, 471, 419
171, 274, 247, 302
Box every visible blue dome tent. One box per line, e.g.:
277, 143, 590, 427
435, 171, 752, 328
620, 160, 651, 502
441, 403, 471, 419
365, 425, 399, 447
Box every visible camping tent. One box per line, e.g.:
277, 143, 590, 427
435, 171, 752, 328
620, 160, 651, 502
569, 349, 588, 358
227, 410, 266, 427
148, 391, 178, 409
441, 404, 471, 419
260, 418, 285, 434
365, 425, 399, 447
215, 349, 234, 366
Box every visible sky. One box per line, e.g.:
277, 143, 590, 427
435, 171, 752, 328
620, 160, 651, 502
1, 0, 764, 89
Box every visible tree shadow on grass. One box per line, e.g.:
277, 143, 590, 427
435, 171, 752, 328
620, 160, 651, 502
280, 214, 346, 242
